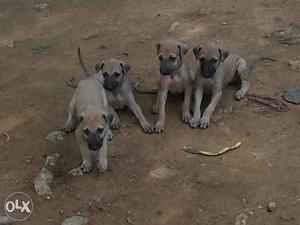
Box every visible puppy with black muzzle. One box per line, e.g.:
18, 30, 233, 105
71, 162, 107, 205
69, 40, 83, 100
93, 58, 153, 133
65, 73, 111, 173
190, 43, 252, 129
151, 39, 194, 133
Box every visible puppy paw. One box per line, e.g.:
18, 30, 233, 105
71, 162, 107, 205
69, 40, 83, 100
80, 160, 92, 173
97, 160, 108, 173
189, 116, 201, 128
235, 89, 246, 100
153, 121, 164, 133
111, 117, 120, 130
107, 130, 113, 141
65, 119, 76, 133
200, 116, 210, 129
142, 123, 153, 134
152, 104, 159, 114
182, 112, 192, 123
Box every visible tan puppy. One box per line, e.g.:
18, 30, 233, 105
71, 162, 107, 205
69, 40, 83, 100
152, 39, 194, 133
94, 58, 153, 133
190, 43, 250, 129
65, 75, 111, 173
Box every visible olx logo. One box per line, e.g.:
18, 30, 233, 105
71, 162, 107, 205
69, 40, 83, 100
4, 192, 33, 221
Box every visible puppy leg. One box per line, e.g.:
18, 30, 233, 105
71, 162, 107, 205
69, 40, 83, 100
235, 59, 250, 100
107, 106, 120, 130
200, 89, 222, 128
153, 86, 169, 133
182, 80, 193, 123
127, 93, 153, 134
75, 129, 92, 173
65, 95, 77, 132
97, 135, 108, 173
190, 86, 204, 128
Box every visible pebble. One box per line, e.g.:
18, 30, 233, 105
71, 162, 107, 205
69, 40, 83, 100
68, 167, 83, 176
45, 153, 60, 167
62, 216, 89, 225
169, 21, 180, 32
288, 60, 300, 71
34, 167, 54, 197
34, 3, 50, 13
46, 131, 66, 142
235, 213, 248, 225
2, 40, 14, 48
267, 201, 276, 212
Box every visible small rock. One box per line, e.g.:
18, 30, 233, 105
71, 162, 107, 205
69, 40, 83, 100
169, 21, 180, 32
283, 87, 300, 104
149, 167, 178, 179
34, 167, 54, 197
0, 216, 12, 225
45, 153, 60, 167
222, 21, 227, 25
34, 3, 50, 13
288, 60, 300, 71
46, 130, 66, 142
68, 167, 83, 176
267, 201, 276, 212
265, 62, 271, 66
80, 30, 99, 40
62, 216, 89, 225
2, 40, 14, 48
235, 213, 248, 225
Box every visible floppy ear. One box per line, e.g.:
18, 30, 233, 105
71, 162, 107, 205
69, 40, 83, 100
155, 42, 161, 55
178, 43, 189, 59
218, 49, 229, 62
102, 111, 112, 124
120, 61, 131, 75
193, 46, 202, 59
95, 61, 104, 73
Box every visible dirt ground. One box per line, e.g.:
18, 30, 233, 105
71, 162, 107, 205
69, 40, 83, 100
0, 0, 300, 224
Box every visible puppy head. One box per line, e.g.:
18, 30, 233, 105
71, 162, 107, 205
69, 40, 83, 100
156, 39, 189, 76
79, 106, 109, 151
193, 44, 229, 78
95, 58, 130, 92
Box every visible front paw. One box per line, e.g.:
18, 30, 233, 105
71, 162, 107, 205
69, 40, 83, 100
189, 116, 201, 128
65, 119, 76, 133
152, 104, 159, 114
153, 121, 164, 133
111, 117, 120, 130
235, 89, 246, 100
97, 160, 108, 173
200, 116, 210, 129
182, 112, 192, 123
107, 130, 113, 141
142, 123, 153, 134
80, 160, 92, 173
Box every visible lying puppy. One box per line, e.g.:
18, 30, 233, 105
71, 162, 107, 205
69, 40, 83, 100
152, 39, 194, 133
65, 72, 111, 173
190, 43, 255, 129
93, 58, 153, 134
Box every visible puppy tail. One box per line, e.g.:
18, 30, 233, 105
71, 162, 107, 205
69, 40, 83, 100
248, 57, 276, 73
134, 82, 158, 95
77, 47, 90, 78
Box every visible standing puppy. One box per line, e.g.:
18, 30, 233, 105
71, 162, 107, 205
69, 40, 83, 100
93, 58, 153, 133
152, 39, 194, 133
190, 43, 250, 129
65, 75, 111, 173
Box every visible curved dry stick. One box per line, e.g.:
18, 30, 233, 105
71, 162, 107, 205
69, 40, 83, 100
66, 77, 78, 88
182, 142, 242, 156
0, 131, 10, 142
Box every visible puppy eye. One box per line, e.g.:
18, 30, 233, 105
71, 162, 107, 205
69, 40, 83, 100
199, 57, 205, 62
97, 127, 104, 133
169, 56, 176, 62
158, 55, 163, 61
114, 72, 121, 77
83, 128, 89, 135
211, 57, 218, 62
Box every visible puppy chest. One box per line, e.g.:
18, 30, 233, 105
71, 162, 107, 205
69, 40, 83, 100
107, 93, 126, 109
169, 75, 184, 93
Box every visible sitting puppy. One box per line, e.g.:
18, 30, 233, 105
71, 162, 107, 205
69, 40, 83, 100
152, 39, 194, 133
93, 58, 153, 133
190, 43, 251, 129
65, 73, 111, 173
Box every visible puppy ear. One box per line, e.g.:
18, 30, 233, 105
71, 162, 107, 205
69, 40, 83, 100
178, 43, 189, 59
218, 49, 229, 62
156, 43, 161, 55
102, 111, 112, 124
193, 46, 202, 59
120, 61, 131, 74
95, 61, 104, 73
